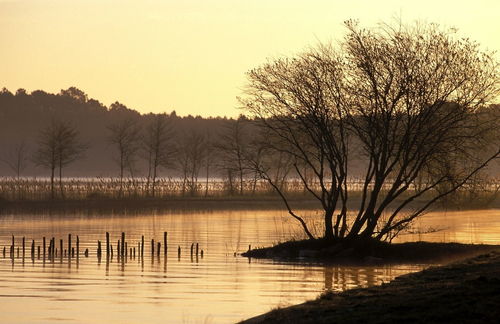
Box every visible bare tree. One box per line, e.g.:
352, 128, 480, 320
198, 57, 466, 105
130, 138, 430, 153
34, 121, 87, 199
176, 130, 206, 196
203, 132, 214, 197
142, 114, 175, 197
215, 119, 249, 195
242, 20, 500, 242
1, 141, 29, 179
108, 119, 141, 197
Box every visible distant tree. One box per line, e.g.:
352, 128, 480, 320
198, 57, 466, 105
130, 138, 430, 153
108, 119, 141, 197
34, 121, 87, 199
142, 114, 175, 197
60, 87, 88, 102
203, 132, 214, 197
215, 119, 249, 195
242, 20, 500, 242
1, 141, 29, 179
15, 88, 27, 96
177, 130, 206, 196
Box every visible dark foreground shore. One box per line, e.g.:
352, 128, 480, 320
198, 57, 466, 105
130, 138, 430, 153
240, 249, 500, 323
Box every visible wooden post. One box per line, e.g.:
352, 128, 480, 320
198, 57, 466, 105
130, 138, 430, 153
201, 249, 204, 258
121, 232, 125, 258
84, 248, 89, 257
38, 246, 40, 259
60, 239, 63, 259
3, 246, 5, 258
76, 236, 79, 258
106, 232, 110, 256
12, 235, 15, 259
164, 232, 167, 256
141, 235, 144, 257
177, 246, 181, 258
137, 242, 140, 258
190, 243, 194, 257
196, 243, 199, 257
117, 240, 120, 258
125, 242, 128, 258
98, 240, 102, 258
31, 240, 35, 259
130, 247, 132, 259
110, 244, 113, 258
157, 242, 160, 258
22, 237, 25, 258
68, 234, 72, 259
43, 237, 46, 259
151, 239, 154, 255
133, 247, 136, 258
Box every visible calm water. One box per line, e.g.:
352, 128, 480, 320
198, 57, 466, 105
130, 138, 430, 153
0, 209, 499, 323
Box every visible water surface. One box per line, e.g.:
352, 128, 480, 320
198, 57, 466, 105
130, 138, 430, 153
0, 209, 498, 323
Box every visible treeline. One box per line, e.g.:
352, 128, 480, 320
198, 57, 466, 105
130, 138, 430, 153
0, 87, 292, 198
0, 87, 498, 202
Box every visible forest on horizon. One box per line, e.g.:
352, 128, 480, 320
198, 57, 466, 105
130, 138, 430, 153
0, 86, 499, 182
0, 87, 247, 178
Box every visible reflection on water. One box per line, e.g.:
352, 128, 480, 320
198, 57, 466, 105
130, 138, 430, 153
0, 209, 498, 323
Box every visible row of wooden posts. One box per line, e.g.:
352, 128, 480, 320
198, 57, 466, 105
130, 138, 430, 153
2, 232, 204, 261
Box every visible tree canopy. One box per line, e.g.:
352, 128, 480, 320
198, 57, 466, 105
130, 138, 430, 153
242, 20, 500, 241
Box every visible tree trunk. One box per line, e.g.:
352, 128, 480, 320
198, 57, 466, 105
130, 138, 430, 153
50, 166, 55, 200
324, 210, 334, 241
59, 161, 64, 199
152, 163, 157, 197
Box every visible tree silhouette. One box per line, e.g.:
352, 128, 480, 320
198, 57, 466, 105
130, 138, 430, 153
142, 114, 175, 197
242, 20, 500, 241
108, 118, 141, 197
177, 130, 206, 196
1, 141, 29, 179
215, 119, 250, 195
34, 120, 87, 199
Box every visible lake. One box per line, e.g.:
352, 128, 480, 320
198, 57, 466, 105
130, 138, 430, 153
0, 208, 499, 323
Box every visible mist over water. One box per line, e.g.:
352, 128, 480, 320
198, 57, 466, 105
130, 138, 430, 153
0, 209, 498, 323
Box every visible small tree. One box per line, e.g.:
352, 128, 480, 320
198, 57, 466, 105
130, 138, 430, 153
142, 114, 175, 197
1, 141, 30, 200
215, 119, 249, 195
242, 20, 500, 242
176, 130, 206, 196
1, 141, 29, 179
108, 118, 141, 197
34, 121, 87, 199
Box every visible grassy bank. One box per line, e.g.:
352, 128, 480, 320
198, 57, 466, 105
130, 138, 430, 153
242, 238, 500, 264
240, 250, 500, 323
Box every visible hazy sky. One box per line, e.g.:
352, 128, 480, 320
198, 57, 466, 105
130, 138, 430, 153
1, 0, 499, 117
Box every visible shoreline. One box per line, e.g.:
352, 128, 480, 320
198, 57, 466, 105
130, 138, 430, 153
0, 196, 320, 215
0, 196, 497, 215
240, 249, 500, 323
242, 238, 500, 264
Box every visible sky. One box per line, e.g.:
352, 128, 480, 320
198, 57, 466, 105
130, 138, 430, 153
1, 0, 499, 117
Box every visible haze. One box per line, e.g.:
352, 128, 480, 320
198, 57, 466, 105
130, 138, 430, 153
1, 0, 499, 117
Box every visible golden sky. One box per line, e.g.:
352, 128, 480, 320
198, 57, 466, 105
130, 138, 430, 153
1, 0, 499, 117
